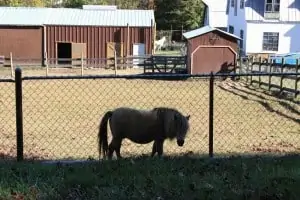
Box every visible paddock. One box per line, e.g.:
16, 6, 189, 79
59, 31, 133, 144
0, 72, 299, 160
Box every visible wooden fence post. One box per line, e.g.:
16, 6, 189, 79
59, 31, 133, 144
45, 52, 49, 77
295, 59, 299, 98
114, 50, 117, 76
250, 56, 254, 85
258, 57, 262, 88
81, 51, 84, 76
268, 57, 272, 91
246, 57, 249, 83
10, 52, 14, 78
280, 58, 284, 92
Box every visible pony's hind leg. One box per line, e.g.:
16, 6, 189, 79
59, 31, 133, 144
108, 137, 122, 160
115, 138, 123, 159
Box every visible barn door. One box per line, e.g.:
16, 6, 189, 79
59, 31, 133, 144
106, 42, 124, 67
71, 43, 86, 66
115, 42, 124, 64
106, 42, 115, 67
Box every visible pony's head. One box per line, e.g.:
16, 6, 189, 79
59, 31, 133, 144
174, 114, 190, 147
154, 107, 190, 146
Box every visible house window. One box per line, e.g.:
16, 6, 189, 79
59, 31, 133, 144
262, 32, 279, 51
265, 0, 280, 12
239, 29, 244, 49
231, 0, 234, 7
240, 0, 245, 9
228, 25, 234, 34
234, 0, 238, 16
265, 0, 280, 19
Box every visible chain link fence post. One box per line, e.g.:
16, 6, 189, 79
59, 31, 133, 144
15, 67, 24, 161
209, 71, 214, 158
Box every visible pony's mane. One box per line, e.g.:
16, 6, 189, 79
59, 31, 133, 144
152, 107, 189, 139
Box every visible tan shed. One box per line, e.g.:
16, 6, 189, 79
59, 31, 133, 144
183, 26, 241, 74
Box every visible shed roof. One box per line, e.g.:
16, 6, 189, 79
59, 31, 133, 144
0, 6, 155, 27
183, 25, 241, 40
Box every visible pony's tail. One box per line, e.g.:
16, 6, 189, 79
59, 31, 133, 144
98, 111, 113, 160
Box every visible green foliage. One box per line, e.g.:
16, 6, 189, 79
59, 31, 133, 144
0, 155, 300, 199
0, 0, 45, 6
154, 0, 205, 30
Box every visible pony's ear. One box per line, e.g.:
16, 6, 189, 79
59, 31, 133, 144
186, 115, 190, 120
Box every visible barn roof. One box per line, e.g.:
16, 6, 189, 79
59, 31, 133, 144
0, 6, 155, 27
183, 25, 241, 40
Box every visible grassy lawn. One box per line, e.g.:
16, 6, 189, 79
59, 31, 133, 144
0, 155, 300, 199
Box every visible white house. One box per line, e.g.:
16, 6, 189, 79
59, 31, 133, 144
227, 0, 300, 56
202, 0, 229, 31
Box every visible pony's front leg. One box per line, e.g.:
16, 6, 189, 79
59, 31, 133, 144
156, 139, 165, 157
151, 141, 157, 157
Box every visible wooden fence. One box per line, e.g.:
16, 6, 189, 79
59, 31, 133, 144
239, 57, 299, 98
1, 52, 187, 77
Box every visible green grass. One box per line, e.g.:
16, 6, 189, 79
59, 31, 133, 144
0, 155, 300, 200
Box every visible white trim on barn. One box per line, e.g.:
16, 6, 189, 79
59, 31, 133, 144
190, 45, 237, 74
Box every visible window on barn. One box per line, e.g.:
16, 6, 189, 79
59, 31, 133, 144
262, 32, 279, 51
264, 0, 280, 19
240, 0, 245, 9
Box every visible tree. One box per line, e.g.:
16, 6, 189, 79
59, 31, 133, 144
0, 0, 45, 6
154, 0, 204, 30
180, 0, 204, 29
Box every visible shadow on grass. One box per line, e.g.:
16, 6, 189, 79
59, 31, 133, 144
218, 84, 300, 124
1, 153, 300, 200
124, 73, 190, 81
244, 83, 300, 104
231, 85, 300, 116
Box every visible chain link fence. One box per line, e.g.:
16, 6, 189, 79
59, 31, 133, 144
0, 79, 16, 160
0, 69, 299, 161
214, 77, 299, 156
21, 74, 209, 160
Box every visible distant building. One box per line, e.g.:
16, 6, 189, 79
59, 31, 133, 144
227, 0, 300, 55
0, 6, 155, 65
202, 0, 229, 31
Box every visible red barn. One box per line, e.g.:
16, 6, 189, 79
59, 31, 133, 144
0, 6, 155, 66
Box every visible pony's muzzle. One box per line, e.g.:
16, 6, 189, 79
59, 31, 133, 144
177, 139, 184, 147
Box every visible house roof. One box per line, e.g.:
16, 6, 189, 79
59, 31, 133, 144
0, 6, 155, 27
245, 0, 300, 22
182, 25, 241, 40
